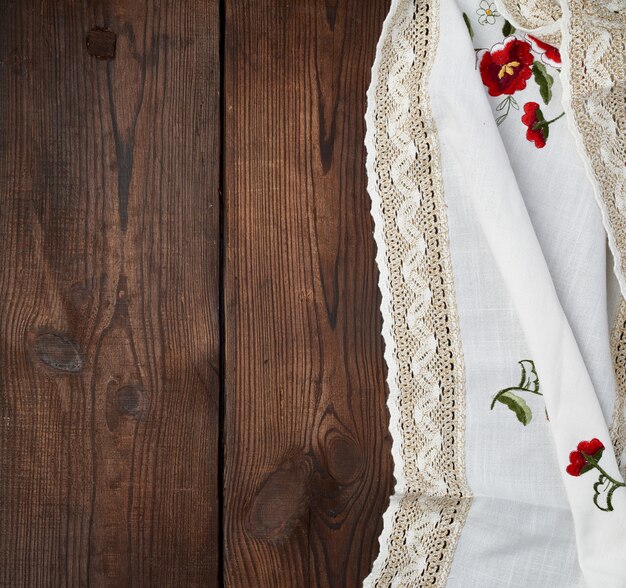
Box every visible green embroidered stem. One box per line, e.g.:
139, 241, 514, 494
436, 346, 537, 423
593, 480, 619, 512
491, 360, 542, 425
532, 111, 565, 131
544, 112, 565, 125
581, 453, 626, 512
495, 95, 519, 126
585, 454, 626, 489
592, 474, 624, 512
490, 386, 543, 410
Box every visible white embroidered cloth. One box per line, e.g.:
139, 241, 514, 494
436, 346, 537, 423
364, 0, 626, 586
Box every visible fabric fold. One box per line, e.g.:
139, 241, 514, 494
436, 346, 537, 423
364, 0, 626, 585
428, 1, 626, 584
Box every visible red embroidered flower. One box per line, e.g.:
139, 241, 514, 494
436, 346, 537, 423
578, 438, 605, 457
479, 37, 534, 97
566, 438, 605, 477
566, 451, 588, 477
564, 438, 624, 511
526, 34, 562, 68
522, 102, 548, 148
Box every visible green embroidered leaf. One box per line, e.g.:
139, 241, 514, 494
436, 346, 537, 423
534, 105, 547, 124
584, 447, 605, 462
593, 475, 617, 512
532, 61, 554, 105
496, 98, 508, 111
580, 463, 595, 475
502, 20, 516, 35
518, 359, 540, 393
463, 12, 474, 40
495, 96, 518, 125
495, 391, 533, 426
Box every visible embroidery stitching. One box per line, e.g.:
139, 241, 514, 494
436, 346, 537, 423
471, 6, 565, 146
490, 359, 544, 425
566, 438, 626, 512
477, 0, 501, 24
521, 102, 565, 148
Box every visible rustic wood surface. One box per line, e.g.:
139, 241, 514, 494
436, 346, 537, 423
0, 2, 221, 586
223, 1, 391, 586
0, 1, 391, 586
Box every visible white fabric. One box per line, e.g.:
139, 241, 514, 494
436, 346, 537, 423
447, 498, 583, 587
428, 0, 626, 585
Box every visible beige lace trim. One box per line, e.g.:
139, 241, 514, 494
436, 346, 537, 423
497, 0, 562, 30
363, 0, 471, 586
493, 0, 562, 45
611, 299, 626, 476
562, 0, 626, 294
563, 0, 626, 468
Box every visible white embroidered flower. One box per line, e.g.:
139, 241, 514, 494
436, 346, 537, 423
476, 0, 500, 24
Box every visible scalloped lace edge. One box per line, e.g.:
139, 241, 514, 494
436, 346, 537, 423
363, 0, 472, 585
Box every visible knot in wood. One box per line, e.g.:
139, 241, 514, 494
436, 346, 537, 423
86, 27, 116, 59
30, 331, 84, 373
246, 457, 312, 542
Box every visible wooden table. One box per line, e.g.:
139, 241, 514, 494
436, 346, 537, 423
0, 1, 392, 585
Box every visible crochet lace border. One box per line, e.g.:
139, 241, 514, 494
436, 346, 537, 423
364, 0, 625, 583
363, 0, 472, 585
560, 0, 626, 474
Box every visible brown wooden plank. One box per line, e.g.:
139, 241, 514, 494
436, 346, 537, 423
223, 1, 392, 586
0, 2, 220, 586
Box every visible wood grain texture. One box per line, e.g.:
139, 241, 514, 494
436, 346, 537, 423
223, 1, 392, 586
0, 2, 220, 586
